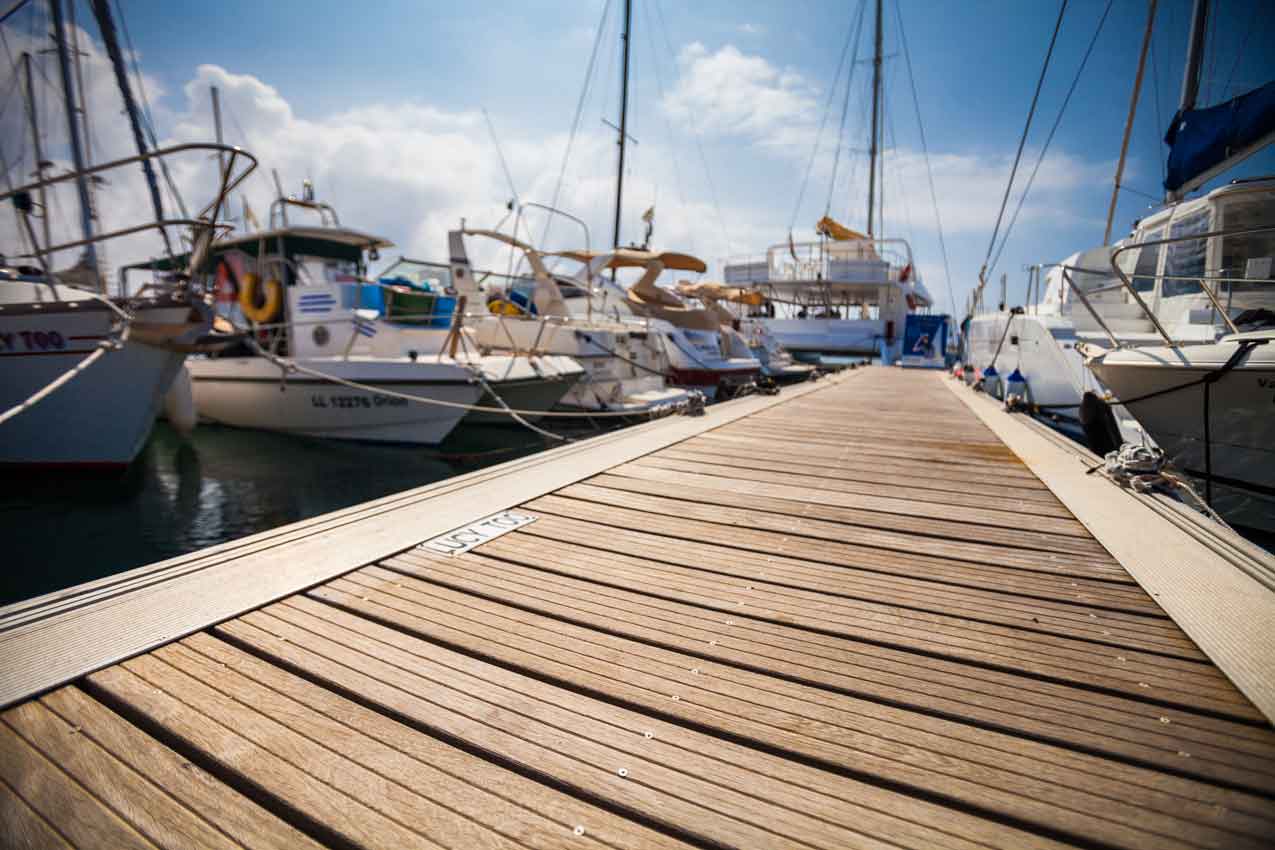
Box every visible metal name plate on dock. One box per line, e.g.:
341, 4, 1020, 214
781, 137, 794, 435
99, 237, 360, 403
419, 510, 537, 556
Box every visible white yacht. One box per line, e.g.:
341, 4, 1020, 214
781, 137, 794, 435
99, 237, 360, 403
723, 218, 935, 364
391, 229, 692, 416
1085, 178, 1275, 532
673, 281, 816, 383
173, 194, 582, 444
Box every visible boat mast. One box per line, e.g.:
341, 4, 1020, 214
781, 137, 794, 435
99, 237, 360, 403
611, 0, 632, 252
49, 0, 99, 282
1165, 0, 1208, 201
88, 0, 172, 255
866, 0, 883, 237
1103, 0, 1158, 244
21, 53, 53, 265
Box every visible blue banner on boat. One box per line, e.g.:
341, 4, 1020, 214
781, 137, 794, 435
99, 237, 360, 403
1164, 80, 1275, 194
901, 314, 948, 369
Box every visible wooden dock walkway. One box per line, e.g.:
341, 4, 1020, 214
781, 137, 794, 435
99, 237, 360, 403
3, 368, 1274, 849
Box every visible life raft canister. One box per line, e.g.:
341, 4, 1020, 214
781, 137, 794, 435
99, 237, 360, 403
239, 272, 284, 323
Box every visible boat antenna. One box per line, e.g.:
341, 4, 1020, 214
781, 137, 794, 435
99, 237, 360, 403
50, 0, 99, 284
211, 85, 226, 177
1103, 0, 1158, 244
866, 0, 883, 237
611, 0, 633, 253
88, 0, 172, 256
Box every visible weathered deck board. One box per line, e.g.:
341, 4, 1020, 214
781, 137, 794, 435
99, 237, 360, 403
3, 366, 1274, 850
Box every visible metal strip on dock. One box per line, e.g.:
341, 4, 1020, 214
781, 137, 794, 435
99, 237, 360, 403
3, 367, 1274, 850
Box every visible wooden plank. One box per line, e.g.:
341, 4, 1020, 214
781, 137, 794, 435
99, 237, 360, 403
626, 454, 1070, 513
88, 661, 450, 850
480, 523, 1202, 659
514, 511, 1161, 613
395, 546, 1255, 722
0, 372, 845, 710
946, 376, 1275, 725
174, 632, 692, 850
565, 478, 1121, 575
659, 440, 1049, 489
39, 686, 325, 850
316, 569, 1275, 848
0, 721, 156, 850
0, 778, 73, 850
3, 700, 242, 850
583, 468, 1113, 556
587, 461, 1091, 536
386, 550, 1275, 791
491, 528, 1187, 646
223, 601, 1055, 850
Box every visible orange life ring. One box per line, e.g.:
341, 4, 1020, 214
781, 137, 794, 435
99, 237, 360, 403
238, 272, 284, 323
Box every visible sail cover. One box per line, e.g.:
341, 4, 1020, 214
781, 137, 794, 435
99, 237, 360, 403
1164, 80, 1275, 194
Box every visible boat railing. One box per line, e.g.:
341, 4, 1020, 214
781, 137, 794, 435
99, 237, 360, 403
1103, 223, 1275, 346
725, 237, 915, 285
4, 142, 258, 281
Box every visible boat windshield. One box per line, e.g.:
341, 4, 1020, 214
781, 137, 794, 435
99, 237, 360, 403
1218, 195, 1275, 298
1162, 207, 1211, 297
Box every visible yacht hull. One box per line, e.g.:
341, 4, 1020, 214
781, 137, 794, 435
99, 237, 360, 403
0, 290, 188, 467
1089, 335, 1275, 532
189, 357, 478, 444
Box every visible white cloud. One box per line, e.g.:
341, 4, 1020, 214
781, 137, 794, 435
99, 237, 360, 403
737, 23, 765, 35
660, 43, 817, 147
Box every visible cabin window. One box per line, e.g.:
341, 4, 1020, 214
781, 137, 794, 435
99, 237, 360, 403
1218, 196, 1275, 295
1162, 208, 1210, 297
1129, 228, 1162, 293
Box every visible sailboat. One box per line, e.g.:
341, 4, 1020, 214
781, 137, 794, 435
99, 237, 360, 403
722, 0, 938, 365
1081, 0, 1275, 533
0, 0, 255, 468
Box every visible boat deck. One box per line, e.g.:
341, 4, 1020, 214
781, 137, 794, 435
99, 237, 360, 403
3, 368, 1274, 849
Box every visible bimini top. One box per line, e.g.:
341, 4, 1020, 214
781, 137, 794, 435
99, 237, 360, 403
555, 248, 707, 273
676, 281, 766, 307
119, 226, 394, 273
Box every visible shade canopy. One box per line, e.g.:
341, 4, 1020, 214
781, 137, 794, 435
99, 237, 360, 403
555, 248, 707, 273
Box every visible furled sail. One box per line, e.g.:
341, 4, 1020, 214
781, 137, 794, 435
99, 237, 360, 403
1164, 79, 1275, 195
815, 216, 867, 242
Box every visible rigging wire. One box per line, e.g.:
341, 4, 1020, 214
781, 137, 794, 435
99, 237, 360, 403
651, 0, 732, 257
894, 0, 955, 315
988, 0, 1111, 277
1220, 2, 1259, 98
1149, 22, 1166, 186
788, 5, 858, 232
977, 0, 1067, 292
542, 0, 611, 249
825, 0, 869, 218
638, 0, 692, 252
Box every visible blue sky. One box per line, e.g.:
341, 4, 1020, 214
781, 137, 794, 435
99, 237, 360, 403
5, 0, 1273, 313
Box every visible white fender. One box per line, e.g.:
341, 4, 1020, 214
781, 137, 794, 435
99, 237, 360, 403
163, 365, 197, 437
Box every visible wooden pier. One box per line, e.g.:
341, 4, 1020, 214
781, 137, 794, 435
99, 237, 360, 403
3, 367, 1274, 849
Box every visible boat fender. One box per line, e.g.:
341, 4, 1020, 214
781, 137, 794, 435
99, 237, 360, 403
1079, 391, 1121, 457
239, 273, 284, 323
163, 366, 197, 437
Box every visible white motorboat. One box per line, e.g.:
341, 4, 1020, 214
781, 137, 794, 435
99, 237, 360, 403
673, 281, 816, 383
1, 1, 257, 468
1088, 330, 1275, 532
170, 193, 582, 444
596, 249, 761, 398
386, 229, 692, 417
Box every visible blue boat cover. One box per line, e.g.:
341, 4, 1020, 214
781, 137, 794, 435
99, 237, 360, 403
1164, 80, 1275, 193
